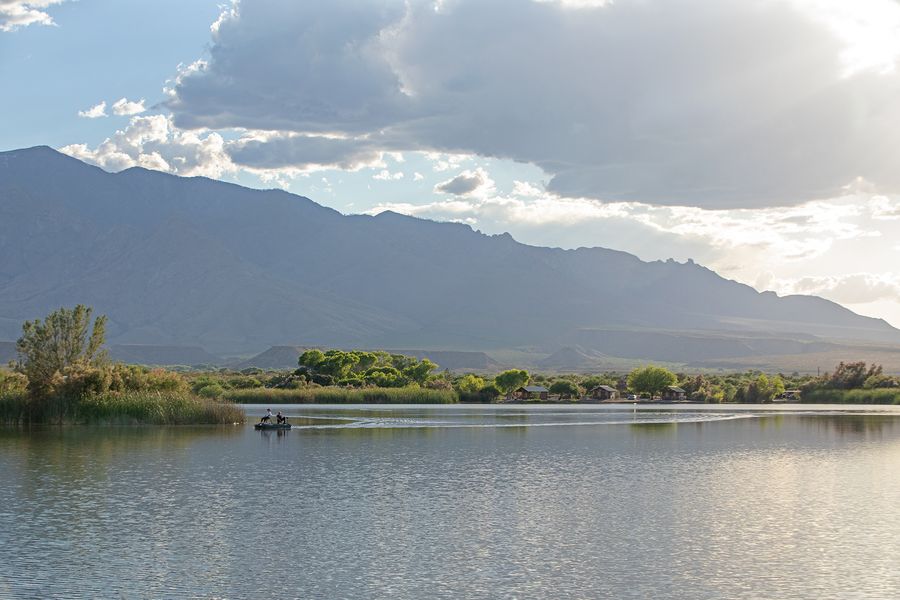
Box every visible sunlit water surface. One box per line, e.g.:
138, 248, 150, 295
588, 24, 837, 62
3, 404, 900, 599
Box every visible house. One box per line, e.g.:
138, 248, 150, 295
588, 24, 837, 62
589, 385, 619, 401
661, 386, 687, 402
513, 385, 550, 401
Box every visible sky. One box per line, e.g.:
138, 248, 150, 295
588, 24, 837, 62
3, 0, 900, 326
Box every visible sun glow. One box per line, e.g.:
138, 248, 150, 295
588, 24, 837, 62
795, 0, 900, 75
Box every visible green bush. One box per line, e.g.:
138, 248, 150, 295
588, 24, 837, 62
197, 383, 226, 398
224, 386, 457, 404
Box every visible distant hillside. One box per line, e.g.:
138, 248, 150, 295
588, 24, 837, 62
108, 344, 223, 367
2, 145, 899, 359
388, 350, 503, 372
537, 346, 611, 370
0, 341, 14, 364
233, 346, 307, 370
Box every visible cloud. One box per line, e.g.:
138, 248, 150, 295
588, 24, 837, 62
165, 0, 900, 209
373, 169, 403, 181
77, 101, 107, 119
784, 273, 900, 305
226, 133, 385, 172
870, 195, 900, 220
0, 0, 65, 31
111, 97, 146, 116
372, 187, 866, 258
60, 114, 235, 178
434, 168, 493, 196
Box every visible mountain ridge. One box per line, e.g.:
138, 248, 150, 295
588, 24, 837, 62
1, 145, 898, 359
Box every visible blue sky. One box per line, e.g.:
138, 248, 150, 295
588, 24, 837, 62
3, 0, 900, 326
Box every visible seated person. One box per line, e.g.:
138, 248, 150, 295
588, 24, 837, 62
276, 412, 287, 425
260, 408, 273, 423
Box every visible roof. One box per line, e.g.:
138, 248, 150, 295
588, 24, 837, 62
592, 385, 617, 392
667, 386, 686, 393
521, 385, 549, 393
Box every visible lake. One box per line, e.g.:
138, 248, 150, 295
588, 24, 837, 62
2, 404, 900, 599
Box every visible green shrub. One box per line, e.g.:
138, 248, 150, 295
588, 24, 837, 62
197, 383, 226, 398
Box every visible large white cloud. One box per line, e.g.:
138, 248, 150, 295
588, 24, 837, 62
60, 115, 235, 178
0, 0, 65, 31
165, 0, 900, 208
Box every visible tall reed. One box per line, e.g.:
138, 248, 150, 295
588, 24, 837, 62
0, 391, 244, 425
801, 388, 900, 404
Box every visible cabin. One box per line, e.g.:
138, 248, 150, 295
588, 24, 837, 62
661, 386, 687, 402
514, 385, 550, 401
589, 385, 619, 401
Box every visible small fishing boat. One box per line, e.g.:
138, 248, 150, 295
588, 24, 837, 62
254, 422, 291, 430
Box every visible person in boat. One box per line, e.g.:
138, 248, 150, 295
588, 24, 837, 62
276, 411, 287, 425
260, 408, 273, 423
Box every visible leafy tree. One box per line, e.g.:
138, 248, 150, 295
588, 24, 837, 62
0, 370, 28, 395
627, 365, 677, 399
735, 373, 785, 403
15, 305, 107, 396
826, 362, 882, 389
353, 352, 379, 372
318, 350, 360, 379
403, 358, 437, 385
364, 366, 406, 388
863, 374, 899, 389
298, 349, 325, 369
478, 382, 501, 401
494, 369, 529, 394
549, 380, 581, 399
455, 374, 486, 394
389, 353, 418, 371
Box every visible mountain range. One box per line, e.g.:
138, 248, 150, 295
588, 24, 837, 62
1, 145, 899, 370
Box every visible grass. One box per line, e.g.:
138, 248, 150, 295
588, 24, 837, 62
0, 392, 28, 424
0, 391, 244, 425
224, 386, 458, 404
801, 388, 900, 405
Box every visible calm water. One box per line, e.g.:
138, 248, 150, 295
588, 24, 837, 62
3, 404, 900, 599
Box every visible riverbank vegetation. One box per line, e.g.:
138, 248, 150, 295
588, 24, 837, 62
5, 308, 900, 420
797, 361, 900, 404
135, 357, 900, 406
2, 306, 242, 425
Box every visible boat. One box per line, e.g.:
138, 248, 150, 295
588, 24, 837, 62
254, 422, 291, 430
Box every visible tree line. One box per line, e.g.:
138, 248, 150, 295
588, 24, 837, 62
5, 306, 899, 416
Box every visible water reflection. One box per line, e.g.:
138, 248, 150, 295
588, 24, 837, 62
797, 414, 900, 437
3, 409, 900, 598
